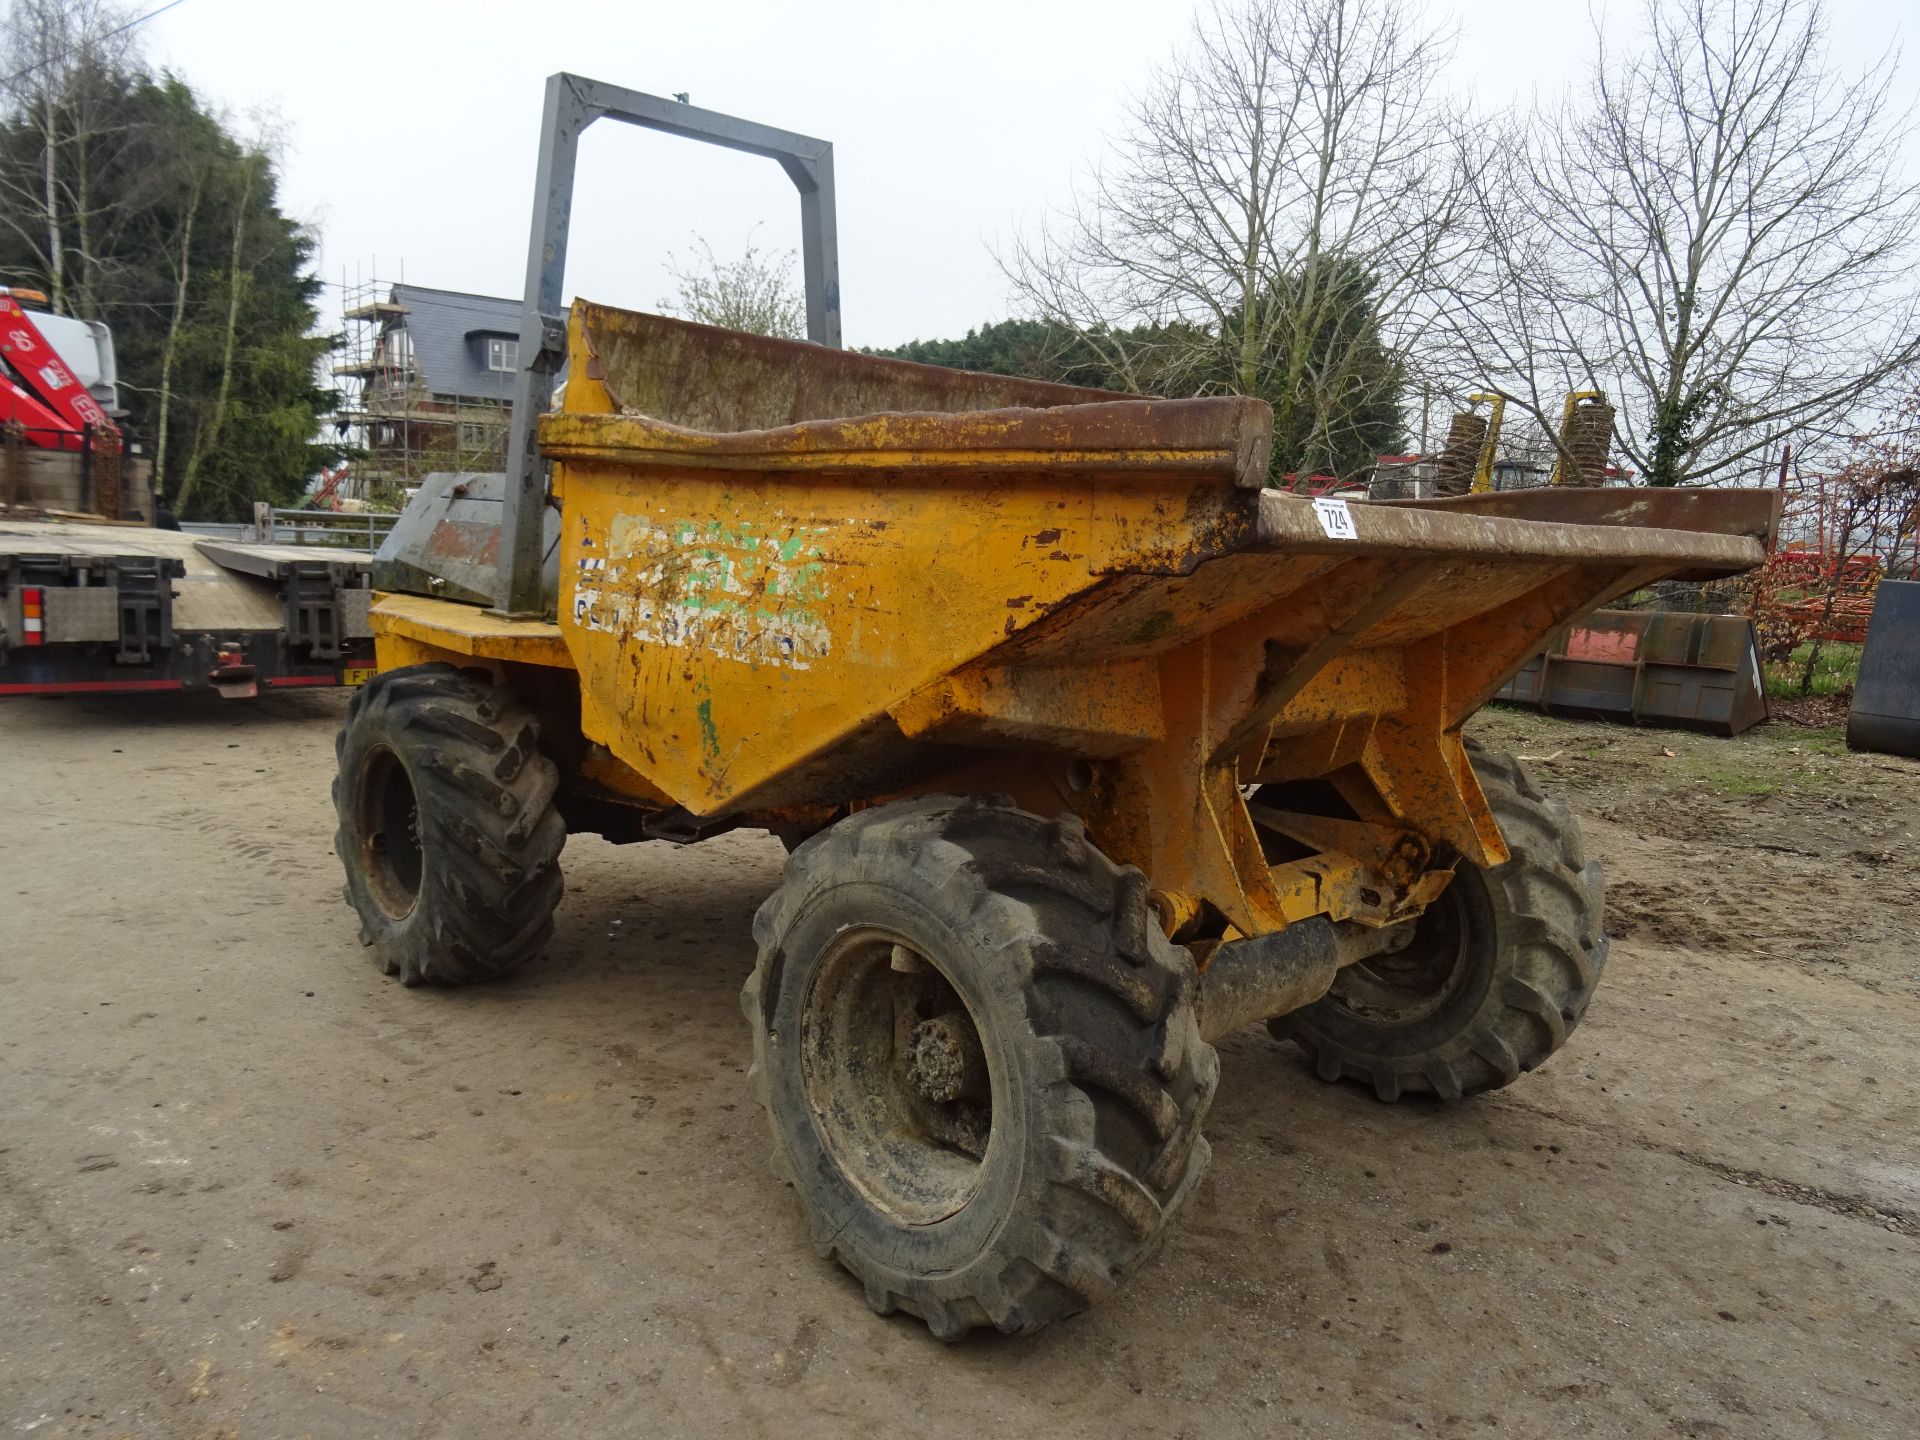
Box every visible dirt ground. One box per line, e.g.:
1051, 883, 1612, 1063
2, 691, 1916, 1439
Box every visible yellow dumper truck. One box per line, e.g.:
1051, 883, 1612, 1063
333, 76, 1775, 1337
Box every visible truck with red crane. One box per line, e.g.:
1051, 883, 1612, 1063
2, 289, 116, 444
1, 286, 377, 698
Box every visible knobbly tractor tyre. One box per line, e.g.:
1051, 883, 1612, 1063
1272, 743, 1607, 1101
333, 663, 566, 986
743, 795, 1218, 1339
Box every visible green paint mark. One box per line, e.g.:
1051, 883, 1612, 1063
695, 697, 721, 763
617, 516, 838, 666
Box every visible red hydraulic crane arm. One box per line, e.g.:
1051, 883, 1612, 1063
2, 370, 74, 442
0, 294, 115, 450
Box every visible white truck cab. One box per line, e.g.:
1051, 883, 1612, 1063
16, 304, 123, 418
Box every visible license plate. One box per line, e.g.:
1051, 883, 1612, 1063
342, 665, 376, 686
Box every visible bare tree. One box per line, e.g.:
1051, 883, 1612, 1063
174, 146, 261, 515
1000, 0, 1469, 478
659, 231, 805, 339
0, 0, 138, 316
1451, 0, 1920, 487
149, 162, 200, 496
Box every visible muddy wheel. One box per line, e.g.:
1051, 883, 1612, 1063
743, 795, 1217, 1339
1272, 743, 1607, 1101
333, 663, 565, 986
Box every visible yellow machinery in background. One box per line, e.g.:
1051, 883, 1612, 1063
1467, 391, 1506, 492
332, 75, 1777, 1340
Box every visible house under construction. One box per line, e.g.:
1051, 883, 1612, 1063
333, 282, 520, 500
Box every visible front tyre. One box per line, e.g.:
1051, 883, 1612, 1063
1271, 743, 1607, 1101
743, 796, 1217, 1339
333, 663, 565, 986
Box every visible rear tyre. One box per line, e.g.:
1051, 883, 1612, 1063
333, 663, 566, 986
743, 795, 1217, 1339
1271, 743, 1607, 1101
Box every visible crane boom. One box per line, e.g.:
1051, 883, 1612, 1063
0, 290, 117, 450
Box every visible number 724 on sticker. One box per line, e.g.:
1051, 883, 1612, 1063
1311, 495, 1360, 541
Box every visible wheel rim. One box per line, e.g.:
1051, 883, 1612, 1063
356, 746, 424, 919
800, 927, 994, 1226
1325, 874, 1475, 1025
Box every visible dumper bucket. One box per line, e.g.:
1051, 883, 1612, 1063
530, 301, 1772, 936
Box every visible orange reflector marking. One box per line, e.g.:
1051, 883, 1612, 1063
20, 585, 44, 644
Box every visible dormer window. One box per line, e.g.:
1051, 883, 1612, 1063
486, 337, 519, 372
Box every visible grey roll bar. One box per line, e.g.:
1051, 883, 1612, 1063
494, 74, 841, 617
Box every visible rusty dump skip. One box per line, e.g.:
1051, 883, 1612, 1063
393, 299, 1775, 941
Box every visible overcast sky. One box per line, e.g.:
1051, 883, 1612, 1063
138, 0, 1915, 349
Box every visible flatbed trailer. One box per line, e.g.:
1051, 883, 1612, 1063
0, 518, 374, 698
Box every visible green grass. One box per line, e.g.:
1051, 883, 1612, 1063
1476, 702, 1863, 801
1697, 769, 1780, 797
1757, 725, 1847, 756
1764, 640, 1862, 699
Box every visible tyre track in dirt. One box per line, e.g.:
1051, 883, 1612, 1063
1489, 1093, 1920, 1238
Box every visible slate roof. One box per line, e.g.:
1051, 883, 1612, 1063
388, 284, 521, 404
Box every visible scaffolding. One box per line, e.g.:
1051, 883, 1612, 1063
330, 266, 513, 503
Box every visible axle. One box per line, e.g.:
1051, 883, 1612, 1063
1191, 917, 1417, 1043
